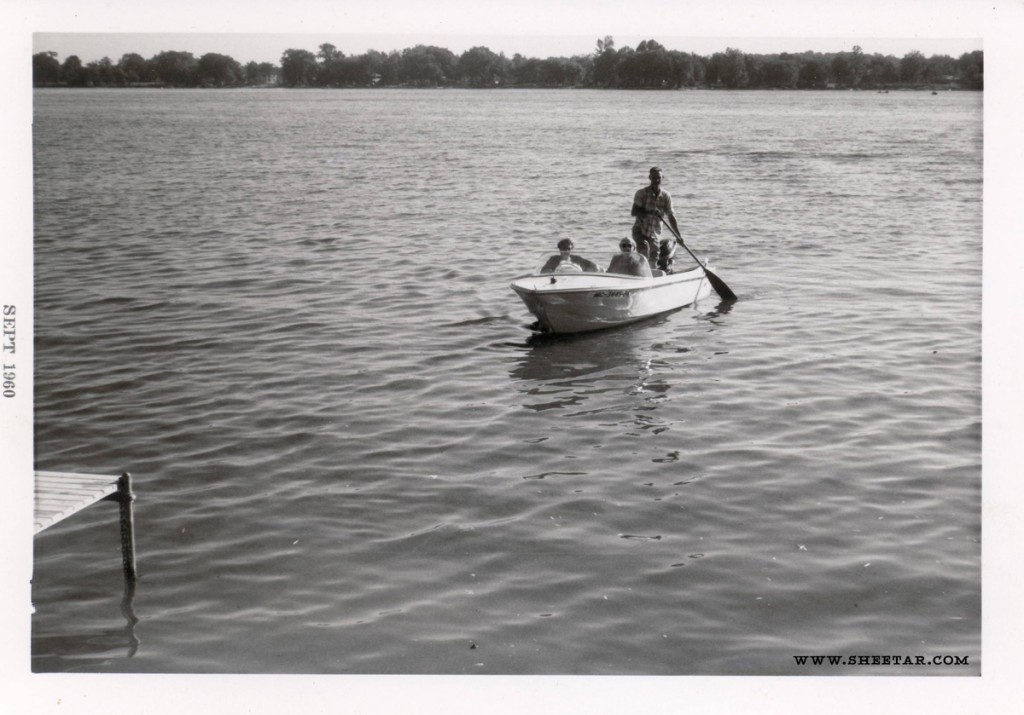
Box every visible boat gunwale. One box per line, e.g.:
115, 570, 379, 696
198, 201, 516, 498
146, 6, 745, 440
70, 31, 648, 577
509, 265, 709, 296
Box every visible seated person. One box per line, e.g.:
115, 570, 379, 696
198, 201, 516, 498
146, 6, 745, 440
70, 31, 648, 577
539, 238, 601, 273
607, 238, 654, 277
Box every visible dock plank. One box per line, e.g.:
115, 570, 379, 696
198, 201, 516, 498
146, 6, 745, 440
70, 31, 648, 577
34, 471, 122, 535
37, 470, 120, 483
34, 485, 118, 499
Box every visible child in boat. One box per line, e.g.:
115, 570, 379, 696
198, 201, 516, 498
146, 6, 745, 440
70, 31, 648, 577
607, 238, 653, 277
539, 238, 601, 273
657, 238, 676, 274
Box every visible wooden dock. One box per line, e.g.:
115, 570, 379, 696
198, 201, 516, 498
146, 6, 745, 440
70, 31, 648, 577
34, 470, 138, 580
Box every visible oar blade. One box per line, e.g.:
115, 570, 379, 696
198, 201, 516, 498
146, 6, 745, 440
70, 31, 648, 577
703, 267, 737, 302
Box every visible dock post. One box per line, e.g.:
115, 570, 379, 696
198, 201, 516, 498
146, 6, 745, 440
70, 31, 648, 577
116, 472, 138, 580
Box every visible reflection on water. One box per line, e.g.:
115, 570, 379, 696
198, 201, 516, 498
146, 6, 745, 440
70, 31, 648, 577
697, 299, 736, 323
32, 576, 141, 670
509, 324, 650, 410
508, 297, 734, 408
120, 579, 140, 658
506, 318, 692, 442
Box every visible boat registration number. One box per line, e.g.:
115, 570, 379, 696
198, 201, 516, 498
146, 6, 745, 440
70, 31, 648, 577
593, 290, 628, 298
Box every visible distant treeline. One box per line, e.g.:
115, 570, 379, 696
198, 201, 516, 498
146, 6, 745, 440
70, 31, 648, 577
33, 37, 984, 90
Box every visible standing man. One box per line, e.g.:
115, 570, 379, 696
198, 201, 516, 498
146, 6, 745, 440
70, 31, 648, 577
631, 166, 681, 268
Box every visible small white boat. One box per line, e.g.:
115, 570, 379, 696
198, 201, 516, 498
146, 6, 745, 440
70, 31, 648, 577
510, 257, 715, 334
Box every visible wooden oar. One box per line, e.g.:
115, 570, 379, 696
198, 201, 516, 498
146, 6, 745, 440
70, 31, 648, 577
658, 215, 737, 301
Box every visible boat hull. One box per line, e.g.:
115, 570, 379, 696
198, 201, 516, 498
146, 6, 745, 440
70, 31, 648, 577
510, 265, 713, 333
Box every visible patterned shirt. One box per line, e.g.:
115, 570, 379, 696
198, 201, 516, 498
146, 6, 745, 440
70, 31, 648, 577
632, 186, 674, 239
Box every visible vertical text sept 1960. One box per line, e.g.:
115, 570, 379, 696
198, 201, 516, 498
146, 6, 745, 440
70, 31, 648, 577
3, 305, 15, 398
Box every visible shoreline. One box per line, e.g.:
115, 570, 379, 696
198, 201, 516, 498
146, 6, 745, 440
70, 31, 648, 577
31, 84, 978, 91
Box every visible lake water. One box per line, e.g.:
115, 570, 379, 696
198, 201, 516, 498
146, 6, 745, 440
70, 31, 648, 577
31, 87, 981, 675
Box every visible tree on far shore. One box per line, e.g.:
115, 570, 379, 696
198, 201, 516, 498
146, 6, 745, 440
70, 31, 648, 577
31, 40, 984, 91
60, 55, 85, 86
119, 53, 151, 84
33, 51, 61, 85
458, 46, 506, 87
280, 49, 318, 87
152, 50, 198, 87
198, 53, 243, 87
